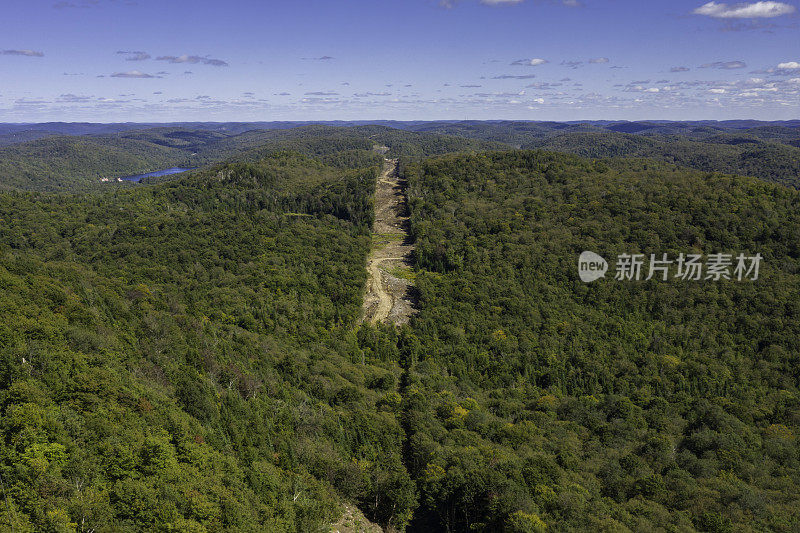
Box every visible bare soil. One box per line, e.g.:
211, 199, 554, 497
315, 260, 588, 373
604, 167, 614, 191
330, 503, 384, 533
361, 159, 416, 325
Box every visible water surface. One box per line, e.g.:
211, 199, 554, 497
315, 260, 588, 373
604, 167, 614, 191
121, 167, 195, 183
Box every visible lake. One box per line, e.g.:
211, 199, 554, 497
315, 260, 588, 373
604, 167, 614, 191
121, 167, 196, 183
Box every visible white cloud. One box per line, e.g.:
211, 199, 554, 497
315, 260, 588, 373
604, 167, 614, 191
110, 70, 156, 78
14, 98, 50, 106
1, 49, 44, 57
693, 1, 796, 18
511, 58, 548, 66
777, 61, 800, 69
57, 93, 93, 102
117, 51, 150, 62
481, 0, 524, 4
700, 60, 747, 69
156, 54, 229, 67
709, 88, 727, 93
589, 57, 610, 64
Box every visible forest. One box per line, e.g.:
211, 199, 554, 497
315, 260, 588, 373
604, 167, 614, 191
2, 121, 799, 192
0, 126, 503, 192
399, 151, 800, 531
0, 124, 799, 532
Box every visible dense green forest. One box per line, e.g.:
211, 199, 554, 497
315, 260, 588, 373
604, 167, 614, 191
1, 133, 799, 531
0, 152, 411, 531
385, 121, 800, 189
523, 132, 800, 189
2, 121, 799, 192
0, 136, 185, 191
0, 126, 503, 192
399, 151, 800, 531
394, 120, 800, 148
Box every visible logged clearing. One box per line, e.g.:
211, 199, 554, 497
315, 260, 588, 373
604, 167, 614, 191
361, 158, 416, 325
330, 503, 384, 533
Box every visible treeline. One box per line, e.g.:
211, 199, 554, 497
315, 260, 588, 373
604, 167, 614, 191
524, 132, 800, 189
387, 121, 800, 188
0, 136, 186, 191
0, 125, 501, 192
4, 122, 799, 193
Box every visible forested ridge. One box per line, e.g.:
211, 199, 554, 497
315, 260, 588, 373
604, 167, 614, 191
0, 126, 504, 192
0, 140, 799, 531
3, 121, 799, 193
399, 151, 800, 531
0, 153, 413, 531
0, 135, 186, 191
384, 121, 800, 189
523, 132, 800, 189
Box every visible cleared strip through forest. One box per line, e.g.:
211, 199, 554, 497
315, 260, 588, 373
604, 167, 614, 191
360, 158, 416, 325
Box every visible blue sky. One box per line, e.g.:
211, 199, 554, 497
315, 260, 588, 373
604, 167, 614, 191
1, 0, 798, 121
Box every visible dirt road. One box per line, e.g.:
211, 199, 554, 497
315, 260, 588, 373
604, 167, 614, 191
361, 159, 416, 325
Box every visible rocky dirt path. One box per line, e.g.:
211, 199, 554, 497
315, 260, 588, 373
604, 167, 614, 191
330, 503, 383, 533
361, 158, 416, 325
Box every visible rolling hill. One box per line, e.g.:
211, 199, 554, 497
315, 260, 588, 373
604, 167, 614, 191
1, 142, 799, 531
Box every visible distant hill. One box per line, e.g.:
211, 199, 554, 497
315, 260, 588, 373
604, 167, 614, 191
0, 135, 189, 191
523, 131, 800, 189
380, 121, 800, 188
0, 125, 506, 192
1, 119, 797, 145
0, 120, 799, 192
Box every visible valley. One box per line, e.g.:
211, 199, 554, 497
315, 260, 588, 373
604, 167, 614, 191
5, 0, 799, 530
0, 122, 798, 532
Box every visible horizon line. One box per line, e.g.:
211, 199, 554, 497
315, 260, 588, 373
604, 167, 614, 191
2, 118, 800, 125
